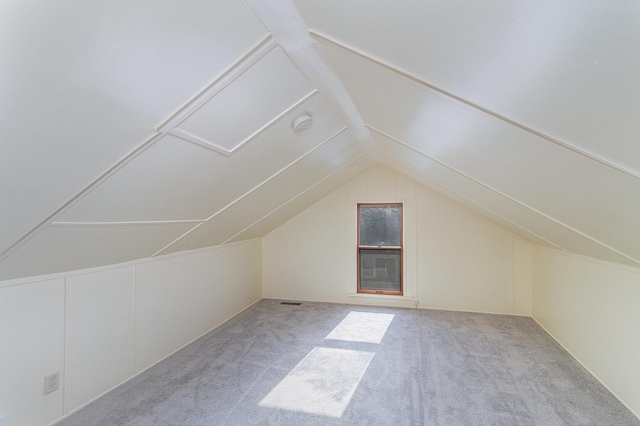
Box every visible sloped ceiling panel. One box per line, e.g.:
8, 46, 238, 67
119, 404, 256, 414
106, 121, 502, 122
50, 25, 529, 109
382, 158, 556, 250
374, 134, 637, 268
321, 45, 640, 263
0, 223, 196, 281
0, 0, 269, 257
173, 45, 315, 155
159, 130, 365, 254
0, 0, 381, 280
56, 94, 343, 223
302, 13, 640, 267
228, 154, 373, 243
295, 0, 640, 175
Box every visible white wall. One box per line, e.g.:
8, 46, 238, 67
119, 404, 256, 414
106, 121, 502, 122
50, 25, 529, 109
532, 246, 640, 419
0, 279, 65, 426
65, 267, 135, 414
263, 166, 532, 314
0, 239, 261, 426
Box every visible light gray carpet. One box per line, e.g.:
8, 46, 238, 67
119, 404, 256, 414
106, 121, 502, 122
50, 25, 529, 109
57, 299, 639, 425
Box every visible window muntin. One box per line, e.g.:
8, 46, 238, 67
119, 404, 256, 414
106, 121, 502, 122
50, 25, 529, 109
357, 203, 403, 295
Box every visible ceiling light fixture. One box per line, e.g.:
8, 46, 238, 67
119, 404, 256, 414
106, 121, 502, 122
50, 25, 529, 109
292, 114, 313, 131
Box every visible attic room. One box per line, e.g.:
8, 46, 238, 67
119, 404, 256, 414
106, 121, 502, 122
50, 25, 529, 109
1, 0, 639, 425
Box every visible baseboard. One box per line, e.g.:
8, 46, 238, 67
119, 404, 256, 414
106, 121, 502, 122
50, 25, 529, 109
532, 317, 640, 422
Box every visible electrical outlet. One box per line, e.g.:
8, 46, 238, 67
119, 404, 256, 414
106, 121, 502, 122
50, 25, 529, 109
44, 372, 59, 395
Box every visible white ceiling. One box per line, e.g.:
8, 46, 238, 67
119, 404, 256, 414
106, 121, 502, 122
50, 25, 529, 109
1, 0, 639, 280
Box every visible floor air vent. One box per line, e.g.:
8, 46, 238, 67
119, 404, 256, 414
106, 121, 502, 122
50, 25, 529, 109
280, 302, 302, 305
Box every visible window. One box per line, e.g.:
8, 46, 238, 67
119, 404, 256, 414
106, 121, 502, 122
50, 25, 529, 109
357, 203, 403, 295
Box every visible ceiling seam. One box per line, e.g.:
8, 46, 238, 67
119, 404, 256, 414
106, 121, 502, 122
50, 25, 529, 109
155, 34, 275, 133
0, 132, 164, 264
150, 126, 350, 257
221, 153, 370, 245
49, 220, 206, 227
370, 126, 640, 266
0, 35, 290, 265
167, 89, 319, 156
378, 153, 567, 253
313, 31, 640, 182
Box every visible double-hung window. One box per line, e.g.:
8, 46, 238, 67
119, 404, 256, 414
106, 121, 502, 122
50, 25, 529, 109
357, 203, 403, 295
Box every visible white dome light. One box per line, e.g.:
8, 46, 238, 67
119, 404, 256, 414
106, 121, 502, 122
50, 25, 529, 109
292, 114, 313, 131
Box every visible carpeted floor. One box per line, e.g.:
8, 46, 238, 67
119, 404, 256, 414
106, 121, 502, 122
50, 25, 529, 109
57, 299, 639, 425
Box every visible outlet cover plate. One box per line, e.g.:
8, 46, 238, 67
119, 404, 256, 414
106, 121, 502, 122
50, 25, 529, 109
44, 372, 59, 395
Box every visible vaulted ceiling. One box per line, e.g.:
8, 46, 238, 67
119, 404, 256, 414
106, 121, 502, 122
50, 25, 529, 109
1, 0, 639, 281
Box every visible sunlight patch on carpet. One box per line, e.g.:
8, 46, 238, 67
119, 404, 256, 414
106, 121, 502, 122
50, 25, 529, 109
325, 311, 395, 344
259, 347, 374, 417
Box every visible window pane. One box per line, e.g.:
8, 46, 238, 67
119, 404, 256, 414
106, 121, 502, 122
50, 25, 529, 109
359, 249, 401, 292
359, 205, 401, 246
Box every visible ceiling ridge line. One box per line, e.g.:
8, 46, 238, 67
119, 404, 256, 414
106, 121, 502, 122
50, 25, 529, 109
168, 89, 319, 156
313, 31, 640, 182
49, 220, 206, 227
378, 153, 566, 254
285, 50, 380, 162
0, 132, 164, 264
244, 0, 379, 162
221, 153, 370, 245
156, 34, 276, 133
369, 125, 640, 266
150, 126, 349, 257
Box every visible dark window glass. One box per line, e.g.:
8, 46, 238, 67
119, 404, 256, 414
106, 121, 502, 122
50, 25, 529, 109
359, 249, 401, 292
